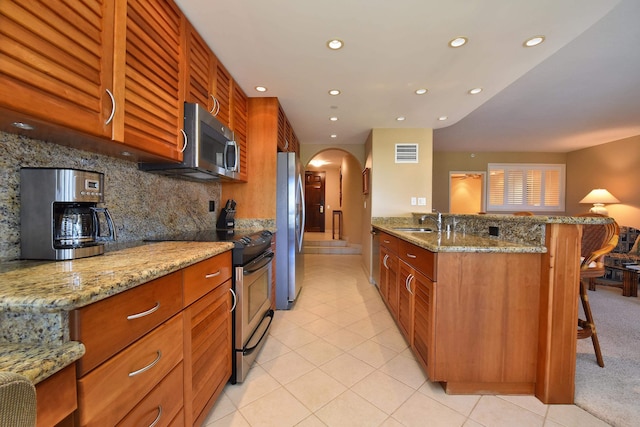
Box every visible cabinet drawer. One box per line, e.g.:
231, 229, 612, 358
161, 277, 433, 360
77, 314, 184, 427
71, 272, 183, 376
399, 240, 436, 280
379, 231, 399, 253
184, 251, 232, 307
118, 362, 184, 427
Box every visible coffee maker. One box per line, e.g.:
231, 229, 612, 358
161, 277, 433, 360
20, 168, 116, 260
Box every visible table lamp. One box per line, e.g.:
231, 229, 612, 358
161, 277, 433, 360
579, 188, 620, 215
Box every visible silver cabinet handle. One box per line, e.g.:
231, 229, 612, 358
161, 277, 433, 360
129, 351, 162, 377
406, 253, 417, 259
406, 274, 414, 294
148, 406, 162, 427
383, 239, 391, 244
229, 288, 237, 313
383, 254, 389, 269
205, 270, 221, 279
209, 94, 216, 114
105, 89, 116, 125
180, 129, 188, 153
127, 302, 160, 320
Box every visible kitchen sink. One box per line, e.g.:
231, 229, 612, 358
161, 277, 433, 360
392, 227, 434, 232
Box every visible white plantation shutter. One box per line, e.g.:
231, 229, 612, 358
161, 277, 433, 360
487, 164, 565, 212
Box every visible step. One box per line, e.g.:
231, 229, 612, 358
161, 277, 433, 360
304, 239, 348, 248
303, 243, 362, 255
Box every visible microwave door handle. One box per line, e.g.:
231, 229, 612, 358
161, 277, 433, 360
226, 140, 238, 171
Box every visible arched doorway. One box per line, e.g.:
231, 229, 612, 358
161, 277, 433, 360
304, 149, 364, 249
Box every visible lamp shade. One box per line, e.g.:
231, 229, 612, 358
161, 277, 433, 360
579, 189, 620, 204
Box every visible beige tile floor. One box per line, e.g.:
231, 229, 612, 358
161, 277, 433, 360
203, 251, 611, 427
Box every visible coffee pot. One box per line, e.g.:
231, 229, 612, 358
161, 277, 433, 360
54, 205, 116, 247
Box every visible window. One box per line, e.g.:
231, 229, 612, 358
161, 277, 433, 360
487, 163, 565, 212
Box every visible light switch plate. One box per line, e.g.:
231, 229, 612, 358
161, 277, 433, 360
411, 197, 417, 206
418, 197, 427, 206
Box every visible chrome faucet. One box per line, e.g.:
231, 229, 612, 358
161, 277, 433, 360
419, 211, 442, 233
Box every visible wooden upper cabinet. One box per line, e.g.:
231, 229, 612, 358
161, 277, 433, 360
276, 104, 299, 154
213, 59, 232, 127
185, 22, 232, 127
185, 21, 214, 111
231, 81, 248, 181
115, 0, 185, 161
0, 0, 115, 137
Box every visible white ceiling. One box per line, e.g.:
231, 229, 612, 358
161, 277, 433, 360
175, 0, 639, 155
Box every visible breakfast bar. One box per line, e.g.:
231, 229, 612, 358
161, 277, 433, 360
372, 213, 614, 404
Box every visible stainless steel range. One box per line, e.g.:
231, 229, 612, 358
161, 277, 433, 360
146, 229, 274, 383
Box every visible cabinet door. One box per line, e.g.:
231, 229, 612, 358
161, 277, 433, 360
117, 0, 185, 161
386, 252, 399, 317
0, 0, 115, 137
397, 261, 415, 343
185, 21, 214, 111
231, 81, 249, 181
413, 269, 436, 379
186, 279, 232, 426
212, 57, 232, 126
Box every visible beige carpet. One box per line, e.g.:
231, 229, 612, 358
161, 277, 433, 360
575, 285, 640, 427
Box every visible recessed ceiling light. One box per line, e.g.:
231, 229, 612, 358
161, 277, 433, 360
329, 116, 338, 121
415, 88, 428, 95
448, 37, 468, 48
396, 116, 406, 121
468, 87, 483, 95
255, 86, 267, 92
524, 36, 545, 47
12, 121, 35, 130
330, 134, 337, 138
327, 39, 344, 50
328, 89, 341, 96
438, 116, 448, 121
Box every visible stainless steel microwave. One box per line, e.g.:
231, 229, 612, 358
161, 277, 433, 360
139, 102, 239, 181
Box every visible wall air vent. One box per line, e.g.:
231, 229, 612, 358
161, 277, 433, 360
395, 143, 418, 163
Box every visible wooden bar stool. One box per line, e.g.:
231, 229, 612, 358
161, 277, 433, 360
577, 214, 619, 367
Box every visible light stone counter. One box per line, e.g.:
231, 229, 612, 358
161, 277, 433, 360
0, 241, 234, 384
373, 213, 614, 253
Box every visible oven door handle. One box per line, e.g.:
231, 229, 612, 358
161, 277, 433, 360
243, 251, 274, 275
242, 309, 274, 356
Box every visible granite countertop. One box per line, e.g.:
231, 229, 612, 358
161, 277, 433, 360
373, 223, 547, 253
373, 214, 613, 253
0, 240, 234, 385
0, 241, 234, 313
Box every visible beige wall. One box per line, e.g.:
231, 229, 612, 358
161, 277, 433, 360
432, 151, 567, 214
566, 136, 640, 228
450, 175, 483, 214
371, 128, 433, 217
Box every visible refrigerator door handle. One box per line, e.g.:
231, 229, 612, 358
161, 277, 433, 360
297, 173, 305, 252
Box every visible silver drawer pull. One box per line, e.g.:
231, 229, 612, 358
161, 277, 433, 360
127, 302, 160, 320
406, 253, 417, 259
205, 270, 221, 279
149, 406, 162, 427
129, 351, 162, 377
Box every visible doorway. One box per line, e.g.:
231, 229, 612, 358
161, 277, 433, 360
449, 171, 486, 214
305, 171, 325, 232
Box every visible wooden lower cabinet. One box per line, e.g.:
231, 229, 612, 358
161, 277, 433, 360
379, 233, 542, 395
71, 250, 234, 426
76, 315, 184, 426
412, 270, 435, 380
35, 364, 77, 427
184, 277, 232, 426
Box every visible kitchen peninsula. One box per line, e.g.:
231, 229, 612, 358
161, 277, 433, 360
373, 213, 613, 405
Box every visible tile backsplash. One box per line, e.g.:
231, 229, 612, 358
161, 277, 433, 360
0, 131, 222, 261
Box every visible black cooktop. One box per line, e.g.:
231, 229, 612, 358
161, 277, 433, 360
145, 229, 272, 265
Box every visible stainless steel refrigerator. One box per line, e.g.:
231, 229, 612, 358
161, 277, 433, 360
276, 152, 305, 309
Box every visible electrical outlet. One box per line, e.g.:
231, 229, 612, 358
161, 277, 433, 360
418, 197, 426, 206
209, 201, 215, 212
489, 226, 499, 236
411, 197, 417, 206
